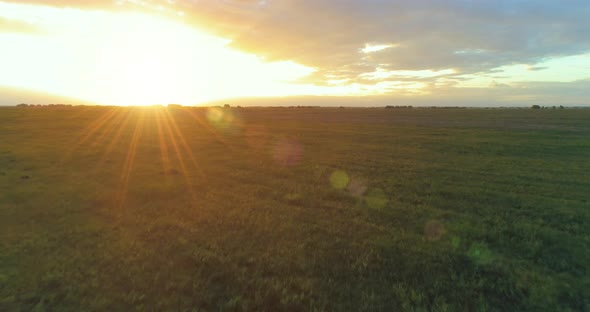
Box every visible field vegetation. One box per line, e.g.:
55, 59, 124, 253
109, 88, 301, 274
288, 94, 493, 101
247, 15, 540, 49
1, 105, 589, 311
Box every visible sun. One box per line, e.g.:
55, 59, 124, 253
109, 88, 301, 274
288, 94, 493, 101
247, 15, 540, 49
0, 2, 316, 106
87, 13, 226, 106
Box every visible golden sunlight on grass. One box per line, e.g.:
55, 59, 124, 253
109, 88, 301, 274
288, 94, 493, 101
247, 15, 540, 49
61, 106, 208, 208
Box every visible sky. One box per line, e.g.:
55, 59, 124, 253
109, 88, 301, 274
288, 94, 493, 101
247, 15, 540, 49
0, 0, 589, 106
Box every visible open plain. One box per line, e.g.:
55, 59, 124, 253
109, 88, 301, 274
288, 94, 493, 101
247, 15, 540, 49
1, 106, 589, 311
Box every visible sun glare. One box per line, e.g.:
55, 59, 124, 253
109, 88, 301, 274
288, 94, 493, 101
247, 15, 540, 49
0, 2, 315, 105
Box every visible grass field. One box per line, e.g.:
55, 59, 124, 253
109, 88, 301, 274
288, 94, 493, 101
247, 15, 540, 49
1, 105, 589, 311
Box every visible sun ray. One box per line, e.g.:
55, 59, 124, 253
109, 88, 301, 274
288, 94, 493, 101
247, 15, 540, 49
184, 108, 234, 150
159, 108, 194, 195
92, 107, 130, 149
98, 108, 134, 166
75, 106, 120, 146
154, 108, 171, 175
54, 105, 214, 209
162, 108, 203, 177
60, 106, 120, 163
116, 109, 145, 209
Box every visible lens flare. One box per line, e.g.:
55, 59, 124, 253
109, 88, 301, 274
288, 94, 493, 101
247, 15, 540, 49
272, 137, 303, 167
424, 220, 446, 241
206, 107, 243, 134
346, 175, 368, 197
467, 242, 493, 265
364, 188, 387, 209
329, 170, 350, 189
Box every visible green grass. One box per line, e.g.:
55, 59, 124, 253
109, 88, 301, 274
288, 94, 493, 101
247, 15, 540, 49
1, 106, 589, 311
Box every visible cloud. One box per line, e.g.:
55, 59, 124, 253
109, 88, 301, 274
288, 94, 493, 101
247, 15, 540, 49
169, 0, 590, 101
1, 0, 589, 105
183, 1, 590, 67
4, 1, 590, 73
0, 0, 106, 8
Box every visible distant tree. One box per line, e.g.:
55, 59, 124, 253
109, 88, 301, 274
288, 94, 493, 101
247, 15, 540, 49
16, 103, 28, 107
531, 105, 541, 109
224, 104, 230, 108
559, 105, 565, 109
386, 105, 413, 109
